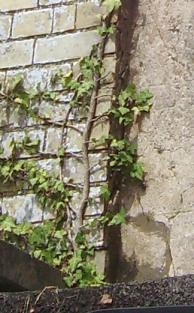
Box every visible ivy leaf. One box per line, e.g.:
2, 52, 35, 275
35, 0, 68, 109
134, 89, 153, 104
0, 215, 16, 232
10, 74, 23, 92
130, 161, 144, 180
58, 147, 65, 158
33, 249, 42, 259
118, 106, 130, 116
102, 0, 121, 12
100, 184, 111, 201
108, 208, 126, 226
54, 230, 66, 239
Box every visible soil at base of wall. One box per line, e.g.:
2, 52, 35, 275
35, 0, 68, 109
1, 275, 194, 313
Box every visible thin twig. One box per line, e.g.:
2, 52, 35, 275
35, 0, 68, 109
34, 286, 58, 306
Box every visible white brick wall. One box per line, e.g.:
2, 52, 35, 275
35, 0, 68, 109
0, 0, 115, 263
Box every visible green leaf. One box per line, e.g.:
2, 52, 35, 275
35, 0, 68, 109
100, 184, 111, 201
102, 0, 121, 12
10, 74, 23, 92
0, 215, 16, 232
118, 106, 130, 115
108, 208, 126, 226
130, 161, 144, 180
58, 147, 65, 158
54, 229, 66, 239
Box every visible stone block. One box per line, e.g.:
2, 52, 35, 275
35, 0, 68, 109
37, 158, 60, 177
90, 119, 110, 149
34, 31, 101, 64
1, 129, 45, 158
90, 152, 108, 182
0, 106, 8, 127
8, 107, 29, 128
0, 71, 5, 85
103, 56, 116, 83
76, 2, 102, 29
1, 194, 43, 223
85, 216, 104, 247
71, 186, 104, 216
1, 131, 25, 158
96, 84, 113, 116
39, 0, 61, 5
96, 100, 111, 116
0, 0, 37, 11
0, 15, 12, 40
0, 40, 33, 69
0, 179, 23, 194
63, 152, 107, 183
38, 101, 70, 122
6, 63, 71, 90
25, 128, 45, 153
94, 250, 106, 274
12, 9, 52, 38
44, 127, 62, 154
105, 35, 115, 54
53, 5, 75, 33
66, 123, 85, 152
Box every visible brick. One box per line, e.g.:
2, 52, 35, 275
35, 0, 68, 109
12, 9, 52, 38
0, 39, 33, 69
53, 5, 75, 33
0, 0, 37, 12
34, 31, 101, 64
76, 2, 103, 29
0, 15, 12, 40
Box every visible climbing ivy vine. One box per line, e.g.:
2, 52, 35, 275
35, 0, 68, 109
0, 0, 153, 288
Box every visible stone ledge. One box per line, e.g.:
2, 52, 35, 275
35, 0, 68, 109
0, 240, 65, 292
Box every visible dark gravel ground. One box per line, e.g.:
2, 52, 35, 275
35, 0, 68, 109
1, 275, 194, 313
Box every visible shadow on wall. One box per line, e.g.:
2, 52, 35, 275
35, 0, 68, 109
105, 0, 172, 284
105, 0, 140, 283
117, 213, 173, 282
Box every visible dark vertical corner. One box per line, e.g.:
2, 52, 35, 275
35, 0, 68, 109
104, 0, 139, 283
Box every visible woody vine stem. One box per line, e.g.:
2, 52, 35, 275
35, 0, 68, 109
0, 0, 153, 287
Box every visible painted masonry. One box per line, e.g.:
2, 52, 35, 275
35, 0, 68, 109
0, 0, 115, 272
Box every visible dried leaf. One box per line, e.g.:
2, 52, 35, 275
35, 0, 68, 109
100, 293, 113, 305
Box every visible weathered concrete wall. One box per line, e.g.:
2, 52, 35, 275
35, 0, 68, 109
0, 0, 115, 270
120, 0, 194, 281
